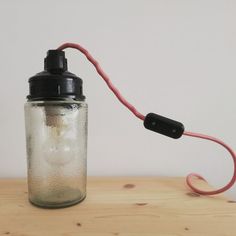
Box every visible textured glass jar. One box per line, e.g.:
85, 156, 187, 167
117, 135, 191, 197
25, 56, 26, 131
25, 100, 88, 208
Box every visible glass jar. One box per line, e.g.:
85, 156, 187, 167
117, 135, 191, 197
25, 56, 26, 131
25, 100, 88, 208
25, 49, 88, 208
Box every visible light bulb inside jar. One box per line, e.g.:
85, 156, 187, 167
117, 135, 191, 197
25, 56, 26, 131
43, 105, 77, 166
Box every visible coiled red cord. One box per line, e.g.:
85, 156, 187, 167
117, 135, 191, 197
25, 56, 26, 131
184, 131, 236, 195
58, 42, 236, 196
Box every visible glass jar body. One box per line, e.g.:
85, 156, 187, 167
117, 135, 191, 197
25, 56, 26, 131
24, 100, 88, 208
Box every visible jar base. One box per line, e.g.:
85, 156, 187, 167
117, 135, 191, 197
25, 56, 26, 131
29, 194, 86, 209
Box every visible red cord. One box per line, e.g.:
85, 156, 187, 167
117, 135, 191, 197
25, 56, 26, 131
57, 42, 236, 196
183, 131, 236, 195
57, 43, 145, 121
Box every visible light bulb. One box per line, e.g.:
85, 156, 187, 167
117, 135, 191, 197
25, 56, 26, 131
43, 107, 78, 166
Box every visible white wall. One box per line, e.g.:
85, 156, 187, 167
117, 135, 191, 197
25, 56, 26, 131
1, 0, 236, 195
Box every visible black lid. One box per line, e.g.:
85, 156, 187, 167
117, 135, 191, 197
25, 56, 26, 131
27, 50, 85, 101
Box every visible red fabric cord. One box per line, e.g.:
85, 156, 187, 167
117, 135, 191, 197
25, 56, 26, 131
184, 131, 236, 195
57, 42, 236, 196
57, 43, 145, 121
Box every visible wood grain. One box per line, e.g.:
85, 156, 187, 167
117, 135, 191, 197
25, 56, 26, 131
0, 177, 235, 236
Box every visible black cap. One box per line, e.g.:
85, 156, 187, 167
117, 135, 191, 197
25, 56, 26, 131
44, 50, 68, 72
27, 50, 85, 101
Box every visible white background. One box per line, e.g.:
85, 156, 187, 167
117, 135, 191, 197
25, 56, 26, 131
0, 0, 236, 196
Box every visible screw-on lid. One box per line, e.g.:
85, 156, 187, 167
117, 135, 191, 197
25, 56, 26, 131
27, 50, 85, 101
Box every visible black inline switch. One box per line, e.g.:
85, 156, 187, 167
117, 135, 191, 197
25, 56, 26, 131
144, 113, 184, 139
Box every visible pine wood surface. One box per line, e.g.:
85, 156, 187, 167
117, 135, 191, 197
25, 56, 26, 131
0, 177, 235, 236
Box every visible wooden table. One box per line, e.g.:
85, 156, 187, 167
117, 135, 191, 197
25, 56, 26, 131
0, 177, 235, 236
